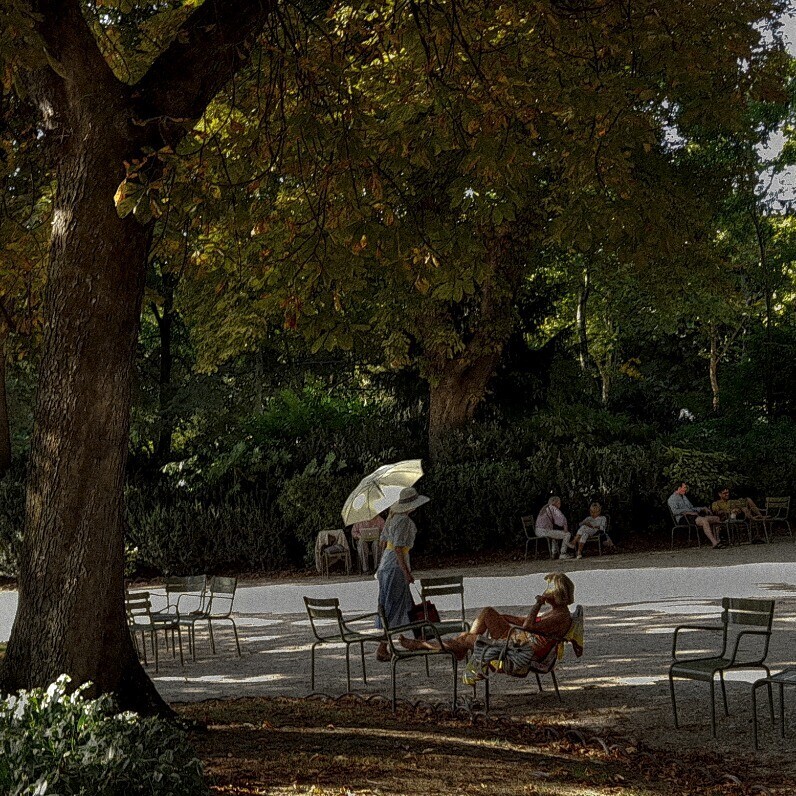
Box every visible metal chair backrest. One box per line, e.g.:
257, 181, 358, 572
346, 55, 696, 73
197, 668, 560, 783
765, 497, 790, 520
420, 575, 466, 624
304, 596, 346, 641
520, 515, 535, 538
125, 591, 153, 626
205, 576, 237, 617
163, 574, 207, 613
721, 597, 775, 664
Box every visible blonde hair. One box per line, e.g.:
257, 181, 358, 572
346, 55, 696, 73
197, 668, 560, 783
544, 572, 575, 606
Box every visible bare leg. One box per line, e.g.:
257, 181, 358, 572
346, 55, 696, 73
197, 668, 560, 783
468, 607, 512, 638
696, 517, 719, 546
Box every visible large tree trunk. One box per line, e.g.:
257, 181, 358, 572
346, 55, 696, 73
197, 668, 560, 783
0, 0, 273, 711
0, 328, 11, 476
0, 119, 167, 711
428, 351, 501, 461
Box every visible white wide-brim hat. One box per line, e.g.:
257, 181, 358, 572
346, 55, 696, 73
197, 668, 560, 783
390, 486, 430, 513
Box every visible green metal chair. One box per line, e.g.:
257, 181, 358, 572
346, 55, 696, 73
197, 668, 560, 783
669, 506, 701, 550
669, 597, 775, 737
378, 606, 459, 713
417, 575, 470, 675
125, 590, 184, 672
469, 605, 584, 712
762, 497, 792, 539
179, 576, 240, 660
521, 514, 552, 560
303, 596, 383, 692
152, 574, 207, 622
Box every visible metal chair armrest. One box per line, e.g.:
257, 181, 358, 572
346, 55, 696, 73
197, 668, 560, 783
385, 620, 445, 646
729, 630, 772, 662
344, 610, 380, 624
672, 624, 723, 659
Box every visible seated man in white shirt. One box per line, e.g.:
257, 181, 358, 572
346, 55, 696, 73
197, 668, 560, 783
667, 482, 724, 549
535, 496, 574, 560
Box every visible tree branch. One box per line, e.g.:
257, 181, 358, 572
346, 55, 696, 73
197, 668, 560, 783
133, 0, 276, 140
31, 0, 119, 93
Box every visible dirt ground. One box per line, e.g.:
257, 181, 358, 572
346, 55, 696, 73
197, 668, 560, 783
180, 696, 795, 795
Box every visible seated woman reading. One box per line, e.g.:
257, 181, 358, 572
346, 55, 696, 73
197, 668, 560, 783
400, 572, 575, 661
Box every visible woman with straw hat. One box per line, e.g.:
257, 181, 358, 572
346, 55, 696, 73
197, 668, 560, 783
374, 486, 429, 661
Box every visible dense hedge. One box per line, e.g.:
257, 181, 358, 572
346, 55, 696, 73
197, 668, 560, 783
0, 400, 794, 576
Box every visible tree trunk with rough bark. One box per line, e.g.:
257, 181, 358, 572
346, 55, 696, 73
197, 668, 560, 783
0, 0, 273, 712
428, 351, 502, 460
709, 325, 720, 413
576, 268, 592, 373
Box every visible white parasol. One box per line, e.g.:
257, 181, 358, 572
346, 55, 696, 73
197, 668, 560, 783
341, 459, 424, 525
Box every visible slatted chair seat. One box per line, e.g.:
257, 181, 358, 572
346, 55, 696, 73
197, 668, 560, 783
179, 576, 240, 660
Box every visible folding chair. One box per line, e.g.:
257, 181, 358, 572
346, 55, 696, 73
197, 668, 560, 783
303, 596, 383, 692
669, 597, 775, 737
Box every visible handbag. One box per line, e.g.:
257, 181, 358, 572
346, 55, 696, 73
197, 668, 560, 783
408, 588, 441, 638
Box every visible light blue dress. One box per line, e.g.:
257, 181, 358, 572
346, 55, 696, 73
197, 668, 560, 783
375, 513, 417, 629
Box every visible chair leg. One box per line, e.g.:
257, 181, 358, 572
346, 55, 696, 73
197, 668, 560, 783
391, 660, 398, 713
360, 642, 367, 685
550, 670, 561, 702
208, 619, 216, 654
534, 672, 543, 693
752, 683, 760, 750
176, 625, 184, 667
719, 671, 729, 716
485, 675, 490, 713
229, 618, 241, 656
310, 642, 318, 691
779, 683, 785, 738
669, 674, 679, 728
345, 644, 352, 692
710, 677, 717, 738
153, 630, 159, 674
452, 657, 458, 711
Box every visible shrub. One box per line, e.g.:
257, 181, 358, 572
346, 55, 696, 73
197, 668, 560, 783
662, 446, 741, 505
421, 462, 537, 554
277, 457, 355, 565
126, 489, 292, 574
0, 675, 207, 795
